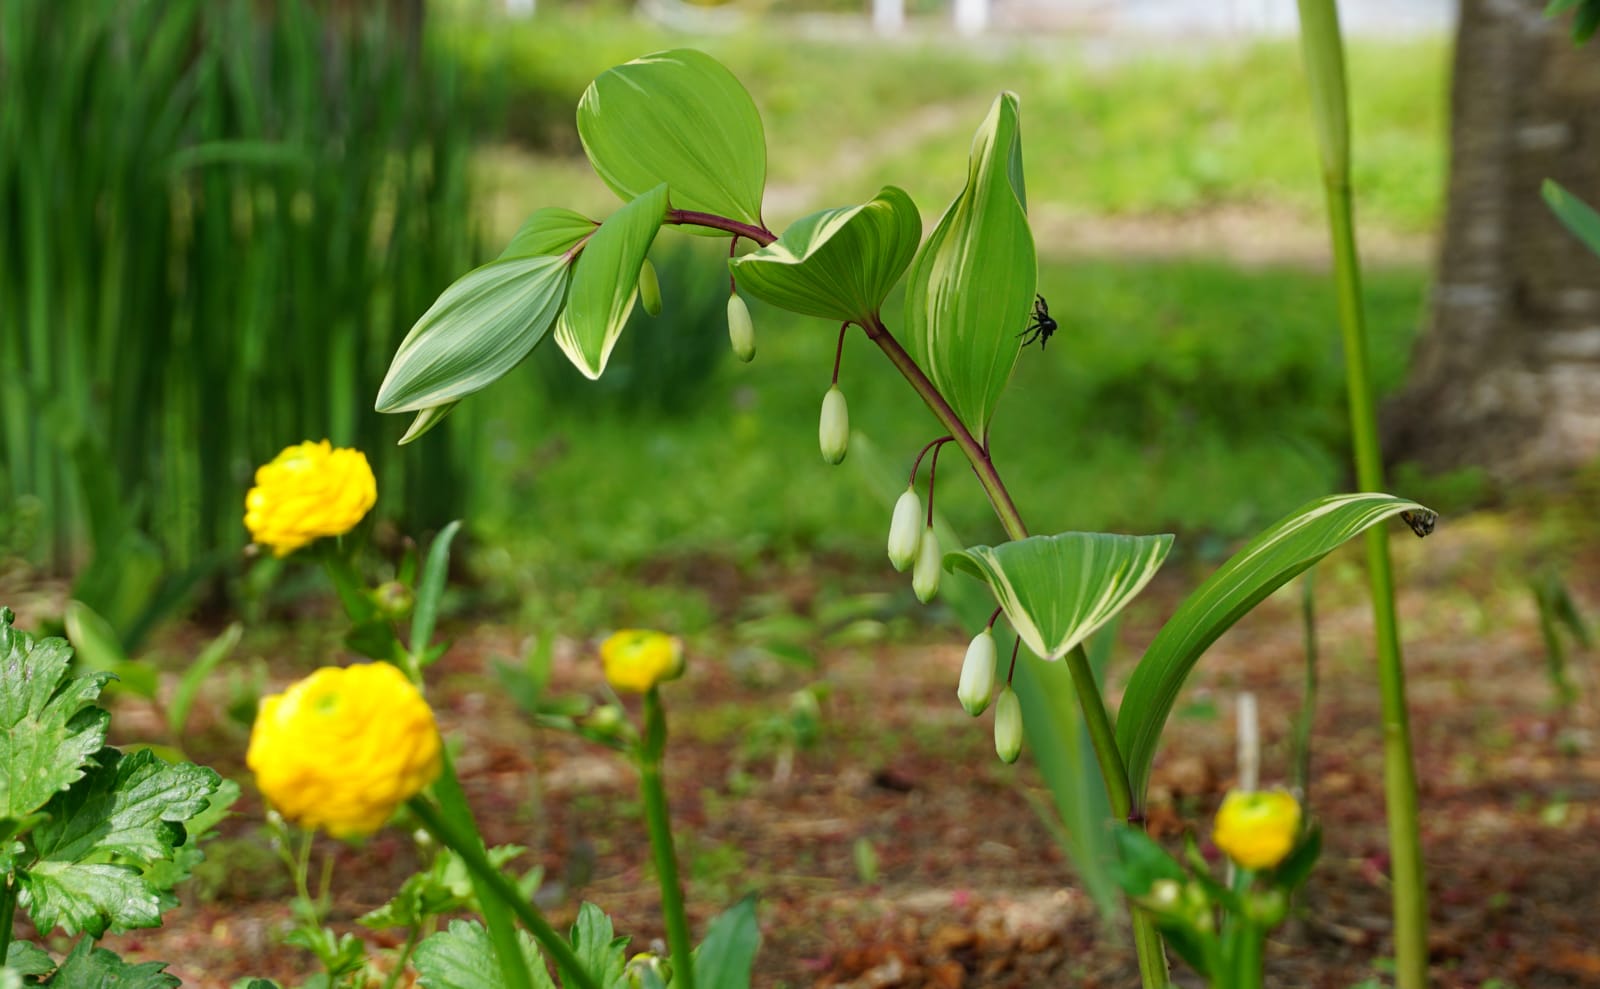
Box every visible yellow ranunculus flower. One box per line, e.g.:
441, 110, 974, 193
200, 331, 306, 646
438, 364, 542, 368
1212, 788, 1302, 871
247, 663, 441, 839
244, 440, 377, 557
600, 629, 684, 694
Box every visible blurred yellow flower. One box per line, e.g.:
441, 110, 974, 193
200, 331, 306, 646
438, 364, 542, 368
244, 440, 377, 556
600, 629, 684, 694
1212, 789, 1302, 871
247, 662, 440, 839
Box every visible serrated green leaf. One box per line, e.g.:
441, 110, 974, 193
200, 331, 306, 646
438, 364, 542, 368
693, 895, 760, 989
1542, 179, 1600, 258
578, 50, 765, 229
946, 532, 1173, 662
553, 184, 669, 379
19, 860, 163, 936
414, 919, 555, 989
142, 777, 240, 895
375, 254, 570, 414
1117, 493, 1429, 804
903, 93, 1036, 442
729, 186, 920, 324
499, 207, 597, 260
32, 748, 220, 868
4, 941, 52, 977
42, 938, 179, 989
0, 609, 111, 820
565, 902, 628, 989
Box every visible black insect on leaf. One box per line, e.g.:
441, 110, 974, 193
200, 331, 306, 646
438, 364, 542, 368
1398, 509, 1438, 538
1019, 294, 1058, 349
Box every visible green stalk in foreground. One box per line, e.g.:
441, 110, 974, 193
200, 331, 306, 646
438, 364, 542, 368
640, 689, 698, 989
1296, 3, 1428, 986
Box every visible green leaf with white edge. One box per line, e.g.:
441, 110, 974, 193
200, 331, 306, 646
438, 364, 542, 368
553, 184, 669, 380
693, 895, 761, 989
31, 747, 220, 867
730, 186, 920, 324
411, 519, 463, 661
945, 532, 1174, 662
42, 938, 179, 989
5, 941, 52, 977
564, 902, 628, 989
903, 93, 1036, 443
0, 608, 111, 820
1117, 493, 1431, 804
1542, 179, 1600, 258
400, 402, 459, 446
499, 207, 596, 260
375, 254, 569, 414
578, 49, 765, 229
19, 860, 163, 936
413, 919, 556, 989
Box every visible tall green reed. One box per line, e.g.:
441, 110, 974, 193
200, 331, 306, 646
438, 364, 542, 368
0, 0, 483, 636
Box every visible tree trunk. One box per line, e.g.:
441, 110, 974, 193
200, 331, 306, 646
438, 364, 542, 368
1384, 0, 1600, 483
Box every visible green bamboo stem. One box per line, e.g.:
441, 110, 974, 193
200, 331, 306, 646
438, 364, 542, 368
1297, 3, 1428, 985
409, 796, 600, 989
640, 690, 698, 989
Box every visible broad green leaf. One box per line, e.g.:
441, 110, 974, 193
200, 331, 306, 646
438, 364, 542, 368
946, 532, 1174, 662
564, 902, 628, 989
375, 254, 569, 414
499, 207, 596, 260
414, 920, 555, 989
42, 938, 179, 988
0, 608, 111, 820
1117, 493, 1429, 804
1542, 179, 1600, 258
411, 519, 463, 660
729, 186, 920, 323
903, 93, 1036, 442
577, 50, 765, 229
5, 941, 52, 977
31, 748, 220, 867
693, 895, 761, 989
63, 600, 157, 700
553, 184, 668, 380
18, 860, 162, 935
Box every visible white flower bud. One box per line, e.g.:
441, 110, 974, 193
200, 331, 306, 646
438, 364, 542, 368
819, 386, 849, 465
638, 259, 663, 317
886, 486, 923, 572
911, 525, 941, 602
957, 628, 997, 716
727, 293, 755, 362
994, 685, 1023, 764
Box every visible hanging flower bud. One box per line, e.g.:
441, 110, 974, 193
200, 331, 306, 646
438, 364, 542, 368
638, 259, 663, 317
886, 486, 922, 571
993, 684, 1023, 764
727, 293, 756, 362
957, 628, 997, 716
819, 386, 849, 464
912, 525, 941, 602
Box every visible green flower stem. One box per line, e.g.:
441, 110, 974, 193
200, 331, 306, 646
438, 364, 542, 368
1222, 920, 1265, 989
0, 875, 17, 962
1297, 3, 1428, 986
425, 755, 541, 989
640, 688, 697, 989
681, 209, 1166, 987
381, 923, 425, 989
408, 796, 600, 989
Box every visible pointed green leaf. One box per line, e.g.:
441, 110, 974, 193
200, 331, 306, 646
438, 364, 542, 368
44, 939, 179, 989
399, 402, 459, 446
0, 609, 111, 820
499, 207, 596, 260
411, 519, 463, 661
376, 255, 569, 414
946, 532, 1173, 662
730, 187, 920, 324
63, 601, 157, 700
563, 902, 628, 989
693, 895, 761, 989
1542, 179, 1600, 258
578, 50, 766, 229
414, 920, 555, 989
903, 93, 1036, 442
1117, 493, 1431, 804
553, 184, 669, 380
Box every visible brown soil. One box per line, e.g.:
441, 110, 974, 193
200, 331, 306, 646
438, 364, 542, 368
42, 513, 1600, 988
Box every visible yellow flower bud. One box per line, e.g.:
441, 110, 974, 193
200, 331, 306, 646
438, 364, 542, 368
886, 486, 923, 572
912, 525, 941, 602
727, 293, 755, 362
957, 628, 996, 716
994, 684, 1023, 764
1212, 788, 1302, 871
244, 440, 377, 557
247, 663, 441, 839
819, 386, 849, 465
600, 629, 685, 694
638, 258, 663, 317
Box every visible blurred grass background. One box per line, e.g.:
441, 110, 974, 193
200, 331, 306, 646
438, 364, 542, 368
1, 0, 1457, 640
